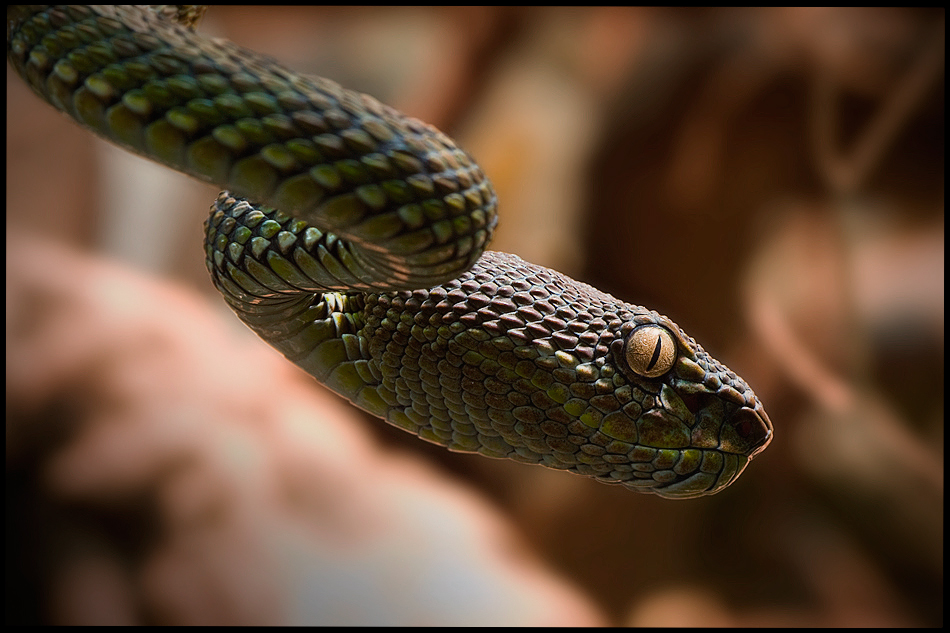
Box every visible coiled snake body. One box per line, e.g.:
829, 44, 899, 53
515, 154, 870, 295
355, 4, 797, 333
8, 6, 772, 498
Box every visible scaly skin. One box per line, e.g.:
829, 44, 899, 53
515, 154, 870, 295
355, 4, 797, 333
8, 6, 772, 497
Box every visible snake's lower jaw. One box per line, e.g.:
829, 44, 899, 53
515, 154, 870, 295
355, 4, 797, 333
648, 454, 750, 499
647, 449, 754, 499
643, 405, 772, 499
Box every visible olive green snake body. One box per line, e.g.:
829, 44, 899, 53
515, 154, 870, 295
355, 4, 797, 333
7, 6, 772, 498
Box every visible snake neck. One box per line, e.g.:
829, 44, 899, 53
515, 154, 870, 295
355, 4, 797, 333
7, 5, 498, 291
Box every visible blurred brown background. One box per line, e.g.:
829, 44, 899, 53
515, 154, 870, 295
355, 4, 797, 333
6, 6, 943, 626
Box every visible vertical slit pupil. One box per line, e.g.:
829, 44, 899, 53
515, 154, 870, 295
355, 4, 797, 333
646, 334, 663, 371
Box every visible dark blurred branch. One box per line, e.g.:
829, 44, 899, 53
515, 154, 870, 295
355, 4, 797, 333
811, 21, 945, 196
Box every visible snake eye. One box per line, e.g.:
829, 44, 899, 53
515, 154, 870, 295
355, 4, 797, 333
625, 325, 676, 378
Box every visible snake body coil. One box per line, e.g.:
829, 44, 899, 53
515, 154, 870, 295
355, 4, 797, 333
8, 6, 772, 498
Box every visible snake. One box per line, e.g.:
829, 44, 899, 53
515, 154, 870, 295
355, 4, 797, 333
8, 5, 772, 498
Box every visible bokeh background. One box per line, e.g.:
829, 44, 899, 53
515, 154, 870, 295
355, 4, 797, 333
7, 6, 943, 626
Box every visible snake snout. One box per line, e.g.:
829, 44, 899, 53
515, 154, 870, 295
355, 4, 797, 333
729, 405, 772, 457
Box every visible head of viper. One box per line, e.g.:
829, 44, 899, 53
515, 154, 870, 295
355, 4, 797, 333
608, 316, 773, 497
376, 251, 774, 499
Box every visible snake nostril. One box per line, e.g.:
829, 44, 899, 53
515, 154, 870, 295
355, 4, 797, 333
733, 407, 772, 453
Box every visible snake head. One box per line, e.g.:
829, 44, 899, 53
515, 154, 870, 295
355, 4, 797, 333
423, 252, 773, 499
606, 316, 773, 498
